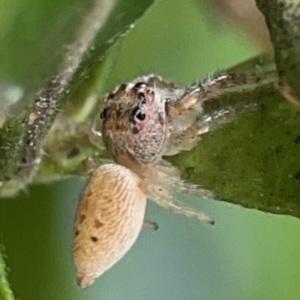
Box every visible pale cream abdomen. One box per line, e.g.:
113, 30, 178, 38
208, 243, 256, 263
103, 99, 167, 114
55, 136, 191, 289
73, 163, 147, 288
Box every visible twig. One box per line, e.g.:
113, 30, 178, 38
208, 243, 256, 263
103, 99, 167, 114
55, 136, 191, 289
0, 0, 115, 196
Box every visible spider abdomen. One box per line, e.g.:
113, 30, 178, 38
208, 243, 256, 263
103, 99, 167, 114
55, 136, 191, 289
73, 163, 147, 288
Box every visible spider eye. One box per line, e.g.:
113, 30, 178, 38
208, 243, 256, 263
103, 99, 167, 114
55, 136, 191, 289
134, 82, 147, 89
135, 110, 146, 121
129, 106, 146, 124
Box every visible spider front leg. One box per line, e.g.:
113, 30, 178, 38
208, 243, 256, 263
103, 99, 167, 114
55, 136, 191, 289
178, 71, 263, 111
148, 184, 215, 225
145, 163, 216, 225
164, 71, 270, 155
163, 124, 209, 156
143, 220, 159, 231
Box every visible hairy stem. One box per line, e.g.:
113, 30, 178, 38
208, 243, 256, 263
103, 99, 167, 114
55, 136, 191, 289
256, 0, 300, 105
0, 0, 115, 197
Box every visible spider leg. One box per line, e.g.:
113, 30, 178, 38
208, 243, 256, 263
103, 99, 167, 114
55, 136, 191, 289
163, 125, 209, 156
148, 186, 214, 225
146, 163, 215, 225
162, 72, 270, 155
143, 220, 159, 231
177, 181, 220, 200
166, 71, 274, 142
168, 108, 197, 133
154, 160, 218, 200
178, 71, 264, 111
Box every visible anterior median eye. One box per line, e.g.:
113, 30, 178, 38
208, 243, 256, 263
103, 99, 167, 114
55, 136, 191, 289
135, 110, 146, 121
129, 106, 146, 124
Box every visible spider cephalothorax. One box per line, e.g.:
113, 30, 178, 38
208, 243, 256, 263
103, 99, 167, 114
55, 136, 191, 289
100, 80, 169, 165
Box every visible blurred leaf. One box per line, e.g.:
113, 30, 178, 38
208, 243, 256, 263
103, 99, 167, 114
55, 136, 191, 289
0, 0, 155, 100
0, 249, 15, 300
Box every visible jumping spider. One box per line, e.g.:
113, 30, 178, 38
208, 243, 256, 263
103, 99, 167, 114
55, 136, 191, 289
73, 71, 267, 287
0, 0, 275, 293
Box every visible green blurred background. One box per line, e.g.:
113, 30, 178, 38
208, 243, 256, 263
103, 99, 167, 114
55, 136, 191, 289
1, 0, 300, 299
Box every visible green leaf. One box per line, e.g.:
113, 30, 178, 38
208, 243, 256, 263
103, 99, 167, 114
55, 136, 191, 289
0, 0, 155, 98
0, 248, 15, 300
